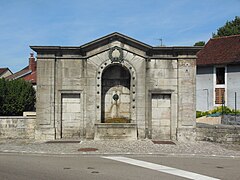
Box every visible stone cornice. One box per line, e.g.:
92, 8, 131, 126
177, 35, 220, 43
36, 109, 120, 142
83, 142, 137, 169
30, 32, 202, 57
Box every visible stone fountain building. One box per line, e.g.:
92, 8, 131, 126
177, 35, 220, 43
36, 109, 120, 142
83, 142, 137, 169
31, 32, 201, 141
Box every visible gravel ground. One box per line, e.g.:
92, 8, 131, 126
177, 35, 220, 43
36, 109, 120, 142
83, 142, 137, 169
0, 139, 239, 157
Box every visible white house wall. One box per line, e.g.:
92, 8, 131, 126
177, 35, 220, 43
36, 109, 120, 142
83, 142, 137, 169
227, 65, 240, 110
196, 66, 214, 111
196, 65, 240, 112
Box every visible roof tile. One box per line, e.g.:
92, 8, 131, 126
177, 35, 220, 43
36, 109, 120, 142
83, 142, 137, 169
197, 35, 240, 66
0, 68, 9, 76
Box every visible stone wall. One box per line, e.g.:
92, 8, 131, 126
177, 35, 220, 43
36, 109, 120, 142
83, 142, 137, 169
196, 116, 221, 125
196, 123, 240, 143
0, 116, 36, 139
178, 59, 196, 127
146, 59, 178, 140
0, 116, 240, 143
222, 114, 240, 125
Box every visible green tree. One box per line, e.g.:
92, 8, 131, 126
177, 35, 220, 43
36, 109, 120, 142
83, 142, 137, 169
213, 16, 240, 38
0, 79, 36, 116
0, 78, 7, 115
194, 41, 205, 46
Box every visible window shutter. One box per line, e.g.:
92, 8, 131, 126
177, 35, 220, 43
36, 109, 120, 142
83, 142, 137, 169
215, 88, 225, 104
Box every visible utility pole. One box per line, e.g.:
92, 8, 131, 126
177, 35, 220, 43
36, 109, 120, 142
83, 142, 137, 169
235, 92, 237, 122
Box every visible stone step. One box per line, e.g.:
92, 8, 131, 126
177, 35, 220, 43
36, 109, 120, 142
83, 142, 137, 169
45, 140, 81, 143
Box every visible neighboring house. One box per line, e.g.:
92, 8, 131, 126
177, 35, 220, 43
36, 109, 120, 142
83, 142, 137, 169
6, 53, 37, 88
0, 68, 12, 78
196, 35, 240, 112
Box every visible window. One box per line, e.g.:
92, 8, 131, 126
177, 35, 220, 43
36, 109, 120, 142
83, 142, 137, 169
216, 67, 225, 84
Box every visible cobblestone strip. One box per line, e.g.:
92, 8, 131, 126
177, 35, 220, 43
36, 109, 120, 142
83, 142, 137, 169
0, 139, 239, 157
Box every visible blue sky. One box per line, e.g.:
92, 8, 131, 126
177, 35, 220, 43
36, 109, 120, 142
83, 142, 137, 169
0, 0, 239, 72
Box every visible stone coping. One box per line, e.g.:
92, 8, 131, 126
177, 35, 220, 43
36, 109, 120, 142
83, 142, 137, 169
0, 116, 36, 119
197, 123, 240, 129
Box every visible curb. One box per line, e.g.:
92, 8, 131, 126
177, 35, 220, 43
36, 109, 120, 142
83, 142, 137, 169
1, 150, 240, 159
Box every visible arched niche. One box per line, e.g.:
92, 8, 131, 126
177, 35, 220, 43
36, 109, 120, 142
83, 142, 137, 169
101, 64, 131, 122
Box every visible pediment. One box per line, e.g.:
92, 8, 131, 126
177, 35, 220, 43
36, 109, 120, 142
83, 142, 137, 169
80, 32, 151, 53
30, 32, 201, 58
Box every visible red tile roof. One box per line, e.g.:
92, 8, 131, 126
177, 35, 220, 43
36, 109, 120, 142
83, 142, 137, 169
6, 65, 37, 85
23, 71, 36, 84
197, 35, 240, 66
6, 53, 37, 85
0, 68, 11, 76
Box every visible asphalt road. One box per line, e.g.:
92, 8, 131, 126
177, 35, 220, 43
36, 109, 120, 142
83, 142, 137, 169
0, 153, 239, 180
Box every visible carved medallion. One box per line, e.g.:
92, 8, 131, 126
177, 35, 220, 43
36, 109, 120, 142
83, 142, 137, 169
109, 46, 123, 63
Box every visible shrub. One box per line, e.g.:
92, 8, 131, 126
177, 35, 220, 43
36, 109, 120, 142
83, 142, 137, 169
197, 106, 240, 118
0, 78, 36, 116
196, 111, 209, 118
210, 106, 232, 114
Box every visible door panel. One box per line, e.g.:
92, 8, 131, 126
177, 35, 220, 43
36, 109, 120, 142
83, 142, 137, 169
61, 93, 81, 138
151, 94, 171, 140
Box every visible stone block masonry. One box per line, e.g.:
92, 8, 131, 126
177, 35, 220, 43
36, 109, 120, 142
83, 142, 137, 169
31, 32, 201, 141
0, 116, 36, 139
0, 115, 239, 144
196, 123, 240, 143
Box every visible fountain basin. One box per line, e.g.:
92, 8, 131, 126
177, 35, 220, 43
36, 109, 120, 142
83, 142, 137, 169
94, 123, 137, 140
